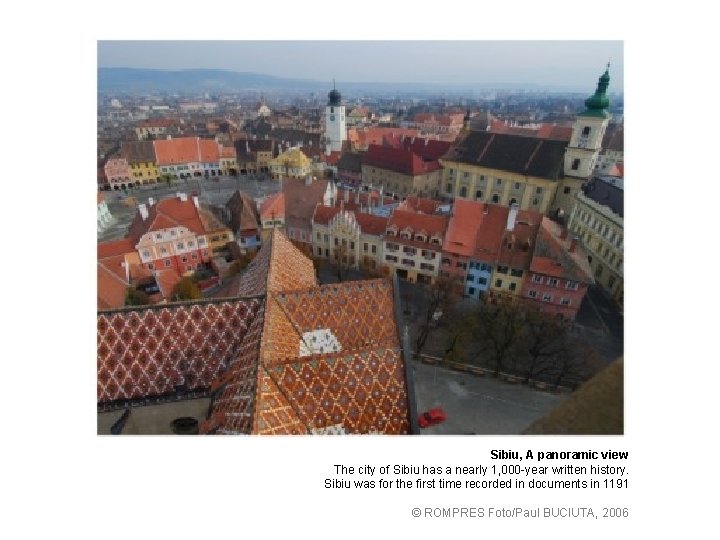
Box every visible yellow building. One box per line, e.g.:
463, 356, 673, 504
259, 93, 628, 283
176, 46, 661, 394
269, 147, 312, 180
568, 176, 623, 309
444, 68, 613, 221
121, 140, 160, 184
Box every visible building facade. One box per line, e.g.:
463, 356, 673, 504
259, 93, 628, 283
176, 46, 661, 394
104, 158, 133, 190
567, 175, 624, 309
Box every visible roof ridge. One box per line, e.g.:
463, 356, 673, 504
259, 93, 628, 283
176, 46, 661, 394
98, 259, 129, 286
524, 139, 544, 171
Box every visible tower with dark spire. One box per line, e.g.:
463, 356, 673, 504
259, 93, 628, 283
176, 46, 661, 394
551, 66, 613, 220
324, 79, 346, 153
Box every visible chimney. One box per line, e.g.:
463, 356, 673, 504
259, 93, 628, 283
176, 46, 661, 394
305, 174, 312, 186
148, 197, 155, 206
178, 192, 187, 202
569, 236, 578, 253
138, 203, 148, 221
483, 204, 490, 215
506, 203, 518, 231
193, 196, 199, 208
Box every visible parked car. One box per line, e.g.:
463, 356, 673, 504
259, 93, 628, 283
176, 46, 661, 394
418, 407, 447, 428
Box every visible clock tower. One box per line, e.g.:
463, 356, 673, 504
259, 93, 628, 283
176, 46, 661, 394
552, 65, 612, 219
325, 81, 346, 153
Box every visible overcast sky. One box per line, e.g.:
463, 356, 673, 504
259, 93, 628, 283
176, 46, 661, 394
98, 41, 623, 90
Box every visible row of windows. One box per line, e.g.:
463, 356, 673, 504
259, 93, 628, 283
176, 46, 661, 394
466, 275, 488, 285
527, 289, 572, 306
576, 209, 622, 247
495, 266, 524, 278
449, 184, 543, 207
531, 275, 578, 289
146, 252, 200, 269
468, 262, 491, 272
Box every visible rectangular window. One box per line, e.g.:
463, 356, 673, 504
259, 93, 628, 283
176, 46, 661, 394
496, 178, 502, 186
350, 241, 355, 250
325, 249, 329, 257
480, 264, 489, 272
560, 298, 571, 306
177, 242, 184, 250
334, 238, 339, 246
420, 263, 434, 271
181, 256, 187, 263
191, 253, 197, 260
478, 277, 487, 285
510, 269, 523, 278
496, 266, 509, 274
548, 278, 558, 287
564, 186, 571, 194
509, 282, 517, 292
142, 249, 150, 257
571, 159, 580, 170
164, 259, 171, 268
187, 241, 194, 248
371, 245, 376, 254
532, 274, 543, 283
402, 259, 415, 267
446, 183, 453, 193
475, 190, 483, 199
495, 279, 502, 288
324, 234, 329, 242
317, 232, 321, 241
542, 293, 553, 302
514, 182, 521, 190
460, 186, 467, 197
385, 255, 398, 263
566, 281, 578, 290
528, 290, 537, 298
317, 247, 322, 255
403, 246, 416, 256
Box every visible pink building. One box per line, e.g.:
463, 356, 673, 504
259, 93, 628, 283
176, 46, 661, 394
521, 218, 594, 321
104, 158, 133, 190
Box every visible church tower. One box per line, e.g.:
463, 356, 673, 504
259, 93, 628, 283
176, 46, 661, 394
552, 66, 612, 219
325, 81, 346, 153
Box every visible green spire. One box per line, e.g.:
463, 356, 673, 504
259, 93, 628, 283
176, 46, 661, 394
579, 64, 611, 118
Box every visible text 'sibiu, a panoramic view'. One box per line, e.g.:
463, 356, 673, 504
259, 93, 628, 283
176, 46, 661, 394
96, 41, 624, 435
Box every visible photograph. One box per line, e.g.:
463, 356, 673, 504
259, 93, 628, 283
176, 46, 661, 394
96, 40, 624, 436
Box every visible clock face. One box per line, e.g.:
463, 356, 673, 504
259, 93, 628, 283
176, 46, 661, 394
330, 114, 335, 121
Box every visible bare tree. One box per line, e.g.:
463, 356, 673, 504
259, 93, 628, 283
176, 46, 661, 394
414, 276, 457, 359
522, 309, 571, 384
475, 298, 527, 375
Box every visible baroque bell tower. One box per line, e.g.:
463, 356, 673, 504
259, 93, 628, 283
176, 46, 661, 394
552, 65, 612, 219
324, 80, 346, 153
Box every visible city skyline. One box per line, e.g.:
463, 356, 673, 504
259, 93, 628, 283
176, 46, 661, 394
98, 41, 624, 90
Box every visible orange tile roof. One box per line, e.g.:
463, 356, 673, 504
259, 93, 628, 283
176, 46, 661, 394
98, 238, 135, 259
259, 193, 285, 221
155, 268, 182, 299
442, 199, 485, 257
98, 229, 413, 435
153, 137, 220, 166
399, 196, 443, 214
220, 145, 236, 158
97, 256, 129, 310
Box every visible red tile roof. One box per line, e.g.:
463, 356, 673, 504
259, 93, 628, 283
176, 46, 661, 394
312, 205, 389, 236
399, 196, 443, 215
442, 199, 486, 257
364, 144, 441, 176
387, 208, 449, 248
97, 256, 129, 310
260, 192, 285, 222
127, 196, 206, 243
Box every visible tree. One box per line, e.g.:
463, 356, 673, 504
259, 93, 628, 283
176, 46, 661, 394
522, 309, 571, 384
414, 276, 457, 359
474, 298, 527, 375
125, 286, 149, 307
171, 277, 202, 301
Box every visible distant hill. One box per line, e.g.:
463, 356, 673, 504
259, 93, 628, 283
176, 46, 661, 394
98, 67, 589, 95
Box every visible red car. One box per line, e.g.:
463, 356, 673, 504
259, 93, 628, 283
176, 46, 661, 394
418, 407, 447, 428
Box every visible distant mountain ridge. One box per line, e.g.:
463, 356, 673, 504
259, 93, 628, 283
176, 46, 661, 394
98, 67, 593, 94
